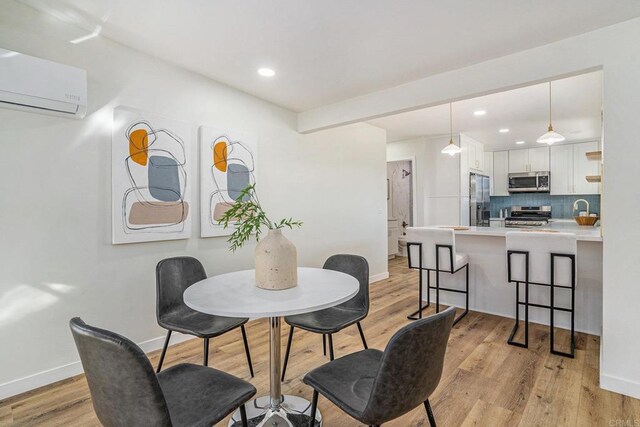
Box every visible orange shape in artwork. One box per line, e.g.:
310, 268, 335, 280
213, 141, 228, 172
129, 129, 149, 166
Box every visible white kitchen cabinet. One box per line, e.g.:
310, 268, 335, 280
475, 141, 484, 172
528, 147, 550, 171
550, 141, 600, 195
508, 147, 549, 173
493, 151, 509, 196
463, 135, 484, 172
508, 149, 529, 173
484, 152, 494, 195
550, 144, 574, 194
573, 141, 600, 194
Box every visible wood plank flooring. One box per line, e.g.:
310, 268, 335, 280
1, 257, 639, 426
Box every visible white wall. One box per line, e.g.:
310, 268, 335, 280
302, 18, 640, 398
0, 1, 387, 398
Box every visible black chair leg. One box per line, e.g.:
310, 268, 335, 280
156, 330, 172, 373
203, 338, 210, 367
240, 404, 248, 427
309, 390, 319, 427
328, 334, 335, 361
240, 325, 254, 378
322, 334, 327, 356
424, 399, 436, 427
281, 326, 295, 381
357, 322, 368, 349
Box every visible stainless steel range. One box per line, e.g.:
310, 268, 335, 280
505, 206, 551, 227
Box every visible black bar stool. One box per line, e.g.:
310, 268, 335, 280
505, 231, 577, 358
406, 227, 470, 325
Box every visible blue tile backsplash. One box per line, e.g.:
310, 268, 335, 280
491, 194, 600, 219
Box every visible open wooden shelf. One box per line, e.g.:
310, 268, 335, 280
586, 175, 602, 183
586, 150, 602, 161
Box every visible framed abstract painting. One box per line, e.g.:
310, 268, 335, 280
199, 126, 258, 238
112, 107, 192, 244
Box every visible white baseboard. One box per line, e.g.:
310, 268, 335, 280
0, 331, 196, 401
600, 373, 640, 400
370, 272, 389, 283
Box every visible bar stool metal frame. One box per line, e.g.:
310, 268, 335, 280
406, 242, 469, 325
506, 250, 576, 358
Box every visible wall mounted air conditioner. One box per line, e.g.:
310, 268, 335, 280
0, 48, 87, 119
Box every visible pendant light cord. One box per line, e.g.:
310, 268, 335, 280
449, 102, 453, 142
548, 82, 553, 130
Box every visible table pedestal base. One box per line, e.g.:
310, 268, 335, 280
228, 395, 322, 427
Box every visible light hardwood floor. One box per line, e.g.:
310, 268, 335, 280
1, 257, 639, 426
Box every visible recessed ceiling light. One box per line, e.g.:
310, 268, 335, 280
473, 110, 486, 116
499, 128, 510, 133
257, 67, 275, 77
516, 140, 525, 145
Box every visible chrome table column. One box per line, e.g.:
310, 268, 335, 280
229, 316, 321, 427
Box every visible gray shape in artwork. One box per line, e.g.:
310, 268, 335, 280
148, 155, 181, 202
227, 163, 251, 201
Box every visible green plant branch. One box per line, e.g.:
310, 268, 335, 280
218, 184, 303, 252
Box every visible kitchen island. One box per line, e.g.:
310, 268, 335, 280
415, 220, 602, 335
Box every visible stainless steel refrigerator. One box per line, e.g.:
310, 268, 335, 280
470, 173, 491, 227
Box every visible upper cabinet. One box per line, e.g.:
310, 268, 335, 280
484, 152, 494, 195
550, 144, 574, 194
508, 149, 529, 173
528, 147, 550, 172
551, 141, 600, 195
508, 147, 550, 173
462, 134, 485, 173
493, 151, 510, 196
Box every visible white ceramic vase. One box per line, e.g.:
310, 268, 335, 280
255, 228, 298, 290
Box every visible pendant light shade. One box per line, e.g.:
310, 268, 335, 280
537, 82, 565, 145
537, 126, 566, 145
442, 102, 462, 156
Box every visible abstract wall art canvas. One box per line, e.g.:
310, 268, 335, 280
199, 126, 258, 238
112, 107, 191, 244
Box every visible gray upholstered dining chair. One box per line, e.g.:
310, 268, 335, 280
304, 306, 455, 427
281, 254, 370, 381
156, 257, 254, 377
70, 317, 256, 427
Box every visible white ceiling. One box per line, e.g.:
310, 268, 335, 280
368, 71, 603, 151
18, 0, 640, 113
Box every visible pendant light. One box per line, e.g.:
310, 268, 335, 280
536, 81, 565, 145
441, 102, 462, 156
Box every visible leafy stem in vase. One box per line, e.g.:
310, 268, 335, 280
219, 184, 303, 252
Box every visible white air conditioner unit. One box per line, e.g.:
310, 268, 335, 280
0, 48, 87, 119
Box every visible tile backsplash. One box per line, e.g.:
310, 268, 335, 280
491, 194, 600, 219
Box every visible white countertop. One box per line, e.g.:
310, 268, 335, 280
455, 220, 602, 242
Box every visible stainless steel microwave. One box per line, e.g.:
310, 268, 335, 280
508, 172, 550, 193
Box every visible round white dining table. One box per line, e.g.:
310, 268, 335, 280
183, 267, 359, 427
